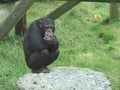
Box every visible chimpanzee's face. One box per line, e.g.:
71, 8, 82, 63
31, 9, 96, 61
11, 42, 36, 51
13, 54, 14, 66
38, 18, 55, 40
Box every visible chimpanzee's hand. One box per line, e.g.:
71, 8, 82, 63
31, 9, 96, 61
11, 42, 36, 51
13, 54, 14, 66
43, 35, 57, 45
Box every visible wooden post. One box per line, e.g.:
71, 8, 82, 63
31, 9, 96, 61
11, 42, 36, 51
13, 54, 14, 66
15, 14, 27, 36
110, 3, 120, 21
0, 3, 15, 24
46, 1, 81, 20
0, 0, 35, 40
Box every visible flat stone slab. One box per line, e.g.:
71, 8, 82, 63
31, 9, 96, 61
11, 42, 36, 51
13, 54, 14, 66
17, 66, 112, 90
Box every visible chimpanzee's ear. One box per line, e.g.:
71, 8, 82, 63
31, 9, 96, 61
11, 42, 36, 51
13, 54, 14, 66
38, 19, 43, 28
39, 20, 42, 24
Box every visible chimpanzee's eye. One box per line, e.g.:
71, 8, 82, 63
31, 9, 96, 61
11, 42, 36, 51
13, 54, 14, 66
44, 26, 53, 30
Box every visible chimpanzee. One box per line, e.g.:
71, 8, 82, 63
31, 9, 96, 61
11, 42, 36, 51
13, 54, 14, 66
0, 0, 19, 4
23, 18, 59, 73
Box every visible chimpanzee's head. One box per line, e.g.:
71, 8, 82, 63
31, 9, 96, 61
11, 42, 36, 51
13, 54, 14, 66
37, 18, 55, 40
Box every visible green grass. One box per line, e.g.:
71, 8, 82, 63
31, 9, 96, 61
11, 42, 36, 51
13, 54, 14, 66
0, 2, 120, 90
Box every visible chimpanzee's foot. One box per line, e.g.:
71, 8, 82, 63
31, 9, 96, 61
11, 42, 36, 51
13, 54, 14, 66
32, 67, 50, 73
41, 67, 50, 73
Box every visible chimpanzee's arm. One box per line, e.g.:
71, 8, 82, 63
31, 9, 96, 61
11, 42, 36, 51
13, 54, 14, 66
48, 36, 59, 52
44, 35, 58, 45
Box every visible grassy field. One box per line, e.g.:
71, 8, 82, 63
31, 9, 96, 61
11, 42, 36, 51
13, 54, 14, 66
0, 1, 120, 90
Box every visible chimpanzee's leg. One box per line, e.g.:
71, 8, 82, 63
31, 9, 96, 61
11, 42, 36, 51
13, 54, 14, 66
45, 50, 59, 66
26, 49, 50, 73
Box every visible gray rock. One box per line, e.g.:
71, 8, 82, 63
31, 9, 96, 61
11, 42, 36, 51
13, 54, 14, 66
17, 66, 112, 90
